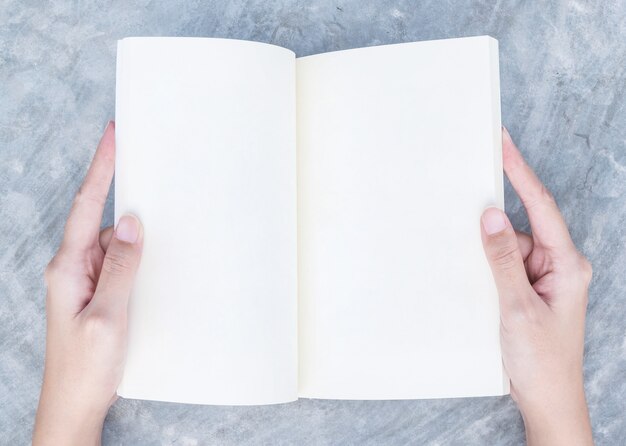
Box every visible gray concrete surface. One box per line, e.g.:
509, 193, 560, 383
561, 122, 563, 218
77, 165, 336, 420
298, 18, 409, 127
1, 1, 624, 444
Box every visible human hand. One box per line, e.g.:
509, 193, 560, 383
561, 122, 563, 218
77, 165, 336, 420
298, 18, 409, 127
481, 128, 593, 445
33, 122, 143, 446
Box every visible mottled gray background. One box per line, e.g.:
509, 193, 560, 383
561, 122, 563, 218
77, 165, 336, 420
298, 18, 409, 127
1, 0, 625, 444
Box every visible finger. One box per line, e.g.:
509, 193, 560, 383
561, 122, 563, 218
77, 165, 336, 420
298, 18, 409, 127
515, 230, 533, 261
502, 127, 575, 251
63, 121, 116, 251
99, 226, 114, 252
481, 207, 535, 315
87, 215, 143, 318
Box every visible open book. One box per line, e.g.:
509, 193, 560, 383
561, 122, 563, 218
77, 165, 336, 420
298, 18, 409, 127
115, 35, 507, 405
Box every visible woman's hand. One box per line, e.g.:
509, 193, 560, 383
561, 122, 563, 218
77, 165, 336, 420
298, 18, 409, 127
481, 128, 593, 445
32, 123, 593, 445
33, 122, 143, 446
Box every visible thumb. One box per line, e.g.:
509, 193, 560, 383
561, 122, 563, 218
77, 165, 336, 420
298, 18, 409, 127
91, 214, 143, 317
480, 207, 533, 315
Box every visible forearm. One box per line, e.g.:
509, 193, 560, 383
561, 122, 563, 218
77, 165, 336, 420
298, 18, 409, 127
519, 383, 593, 446
33, 379, 107, 446
33, 412, 103, 446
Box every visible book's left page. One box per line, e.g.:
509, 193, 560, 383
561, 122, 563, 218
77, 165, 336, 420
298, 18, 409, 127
115, 37, 297, 405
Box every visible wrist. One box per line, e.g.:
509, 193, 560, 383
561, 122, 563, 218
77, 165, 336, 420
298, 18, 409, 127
33, 379, 110, 446
517, 381, 593, 446
34, 409, 105, 446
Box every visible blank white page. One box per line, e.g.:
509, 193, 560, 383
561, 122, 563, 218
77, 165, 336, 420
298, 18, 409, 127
296, 36, 507, 399
115, 38, 297, 405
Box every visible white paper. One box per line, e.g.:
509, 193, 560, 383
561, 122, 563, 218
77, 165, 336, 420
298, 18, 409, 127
115, 38, 298, 405
116, 36, 507, 405
296, 36, 507, 399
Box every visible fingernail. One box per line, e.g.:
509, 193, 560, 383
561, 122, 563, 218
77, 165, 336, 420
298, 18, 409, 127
482, 207, 508, 235
115, 215, 140, 243
502, 125, 512, 142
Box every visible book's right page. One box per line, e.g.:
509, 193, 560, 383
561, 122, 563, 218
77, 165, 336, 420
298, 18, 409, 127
296, 36, 507, 399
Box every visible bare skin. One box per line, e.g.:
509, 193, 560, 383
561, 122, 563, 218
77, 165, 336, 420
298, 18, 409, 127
481, 128, 593, 445
33, 124, 593, 445
33, 122, 143, 446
